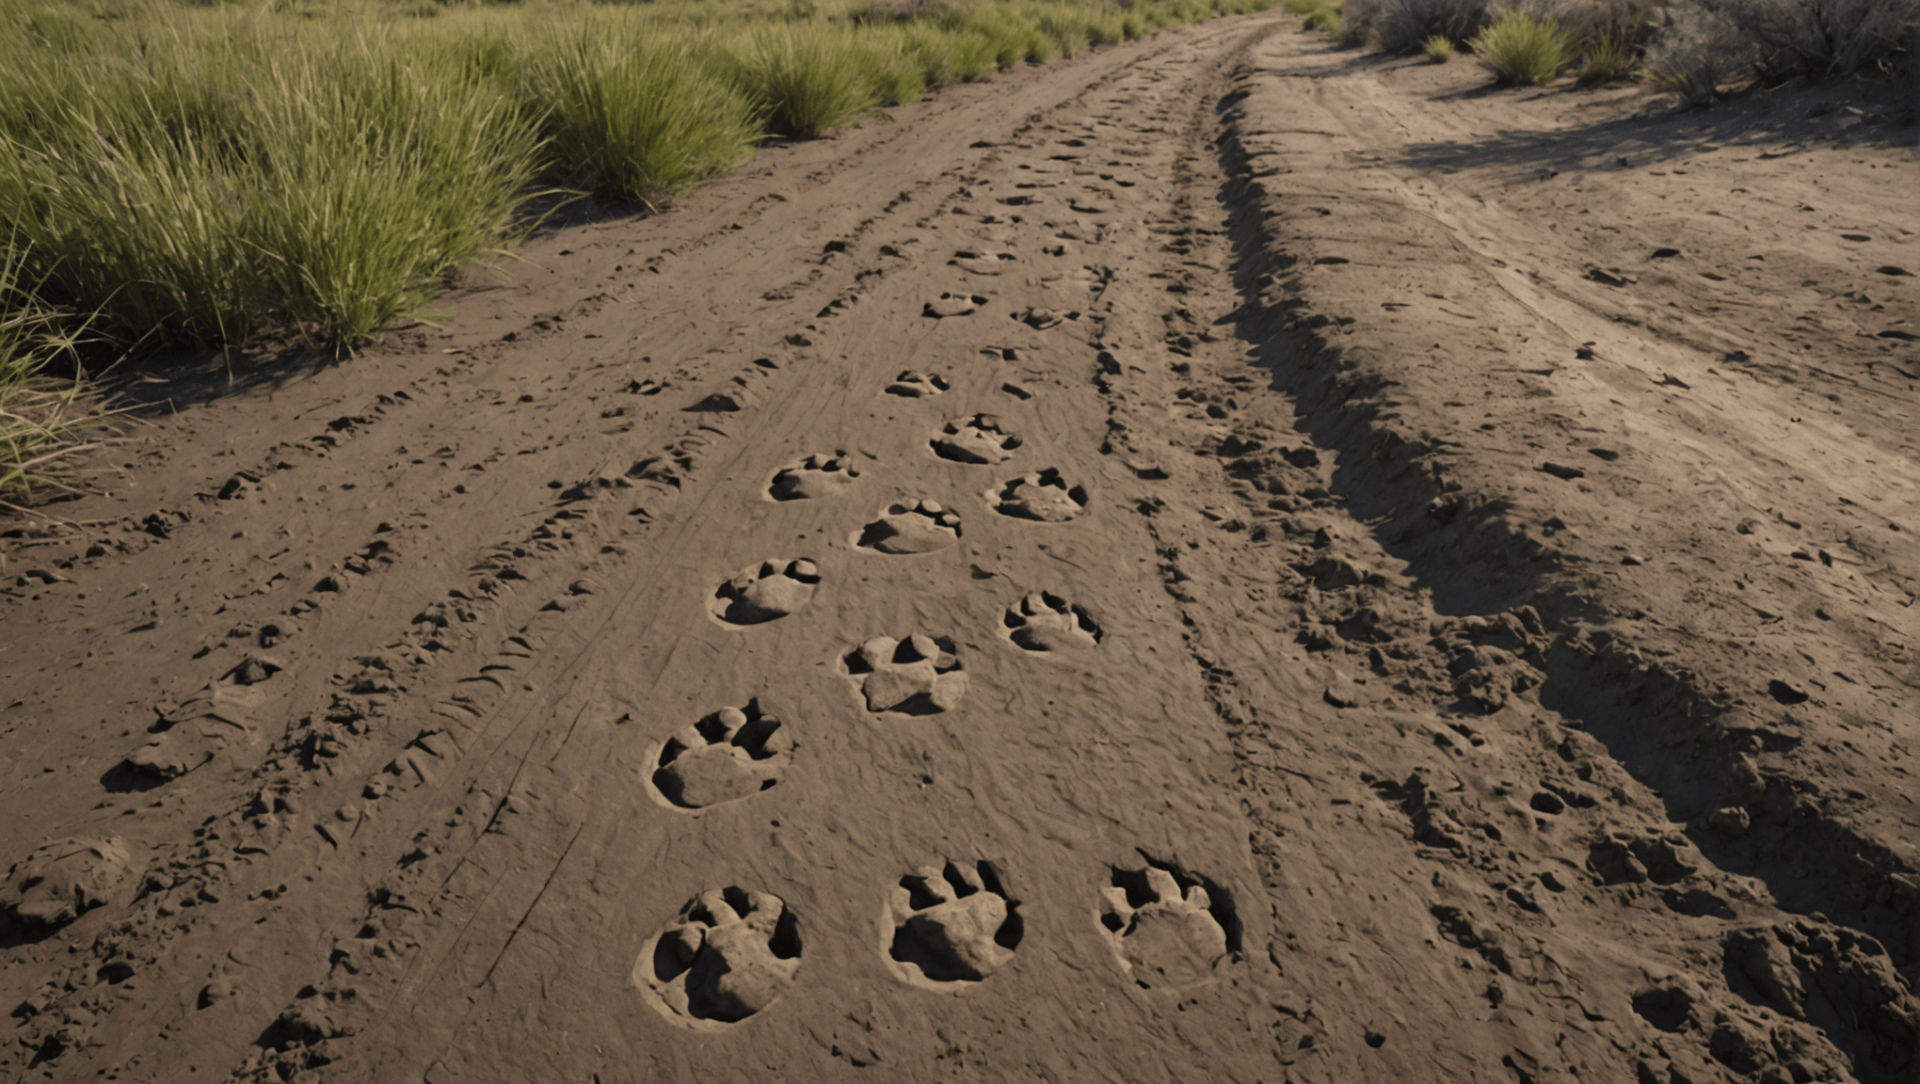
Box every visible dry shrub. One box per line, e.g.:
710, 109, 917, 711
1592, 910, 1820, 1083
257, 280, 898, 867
1345, 0, 1487, 52
1648, 0, 1920, 93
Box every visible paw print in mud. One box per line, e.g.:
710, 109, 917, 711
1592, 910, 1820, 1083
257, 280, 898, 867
637, 888, 803, 1029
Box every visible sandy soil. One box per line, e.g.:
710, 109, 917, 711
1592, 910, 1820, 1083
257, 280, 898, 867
3, 12, 1917, 1083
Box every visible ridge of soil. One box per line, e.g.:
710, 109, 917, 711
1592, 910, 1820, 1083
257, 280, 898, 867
2, 13, 1915, 1083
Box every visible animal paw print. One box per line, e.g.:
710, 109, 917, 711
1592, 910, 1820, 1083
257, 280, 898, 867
768, 453, 860, 501
650, 702, 792, 810
885, 371, 950, 398
710, 559, 820, 626
637, 888, 802, 1029
989, 468, 1088, 522
1098, 862, 1234, 990
931, 414, 1021, 465
1002, 592, 1102, 652
855, 500, 962, 555
2, 838, 135, 932
842, 634, 967, 715
949, 250, 1016, 275
887, 861, 1022, 987
924, 292, 987, 318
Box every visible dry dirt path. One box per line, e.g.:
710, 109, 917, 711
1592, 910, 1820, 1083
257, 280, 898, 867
2, 12, 1915, 1084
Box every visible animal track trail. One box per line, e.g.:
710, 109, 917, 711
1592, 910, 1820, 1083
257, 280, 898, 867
1098, 861, 1234, 990
887, 861, 1022, 987
990, 468, 1089, 522
637, 888, 803, 1029
709, 559, 821, 626
931, 414, 1022, 464
648, 702, 792, 810
854, 500, 962, 555
767, 453, 861, 501
841, 634, 967, 715
1002, 592, 1103, 652
884, 371, 950, 398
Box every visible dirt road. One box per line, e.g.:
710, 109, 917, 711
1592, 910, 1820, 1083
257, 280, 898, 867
3, 12, 1915, 1083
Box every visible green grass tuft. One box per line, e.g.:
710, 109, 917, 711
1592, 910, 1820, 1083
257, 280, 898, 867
0, 241, 99, 500
1469, 9, 1575, 85
733, 24, 886, 138
1303, 3, 1344, 39
1576, 31, 1636, 84
539, 28, 760, 203
1423, 33, 1455, 61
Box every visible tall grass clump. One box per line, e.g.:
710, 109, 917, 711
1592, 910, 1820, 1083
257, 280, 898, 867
725, 24, 884, 137
1301, 1, 1345, 39
1576, 27, 1636, 82
1469, 8, 1575, 84
0, 18, 544, 346
539, 29, 757, 202
0, 242, 98, 499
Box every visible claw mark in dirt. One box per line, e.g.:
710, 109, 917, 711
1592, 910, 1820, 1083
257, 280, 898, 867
949, 251, 1017, 275
1098, 861, 1235, 990
648, 701, 793, 810
923, 293, 988, 318
931, 414, 1022, 465
768, 454, 860, 501
2, 839, 135, 933
885, 371, 950, 398
887, 861, 1022, 988
637, 888, 803, 1029
710, 559, 821, 626
855, 500, 962, 555
841, 634, 967, 716
1002, 591, 1102, 652
989, 469, 1088, 522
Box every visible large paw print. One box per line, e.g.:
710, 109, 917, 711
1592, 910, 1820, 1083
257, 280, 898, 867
842, 634, 967, 715
650, 702, 792, 810
949, 250, 1016, 276
637, 888, 802, 1028
923, 292, 987, 318
1098, 863, 1233, 990
990, 468, 1087, 522
885, 371, 950, 398
768, 454, 860, 501
931, 414, 1021, 465
2, 838, 134, 932
1002, 592, 1103, 652
887, 861, 1022, 986
710, 559, 820, 626
855, 500, 962, 555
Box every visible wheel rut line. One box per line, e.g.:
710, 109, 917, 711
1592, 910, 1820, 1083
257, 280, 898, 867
1182, 39, 1920, 1082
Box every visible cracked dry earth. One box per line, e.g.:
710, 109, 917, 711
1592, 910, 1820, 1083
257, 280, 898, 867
3, 12, 1918, 1084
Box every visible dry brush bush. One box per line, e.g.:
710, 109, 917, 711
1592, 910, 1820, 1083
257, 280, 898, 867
1345, 0, 1487, 51
1647, 0, 1920, 98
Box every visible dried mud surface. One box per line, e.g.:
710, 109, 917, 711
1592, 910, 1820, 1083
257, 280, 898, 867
3, 14, 1916, 1083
